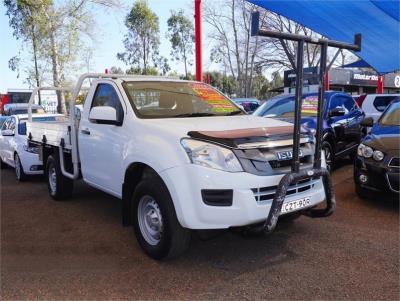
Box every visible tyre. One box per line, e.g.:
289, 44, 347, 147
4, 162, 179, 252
355, 182, 369, 199
132, 176, 191, 260
322, 141, 334, 172
348, 151, 357, 162
14, 153, 27, 182
45, 154, 73, 200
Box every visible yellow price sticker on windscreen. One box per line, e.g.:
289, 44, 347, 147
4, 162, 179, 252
189, 83, 236, 112
301, 96, 318, 114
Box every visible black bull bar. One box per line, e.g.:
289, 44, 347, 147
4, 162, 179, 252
249, 12, 360, 233
253, 167, 336, 234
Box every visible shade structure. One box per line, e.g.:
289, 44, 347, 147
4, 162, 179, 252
248, 0, 400, 74
342, 59, 372, 69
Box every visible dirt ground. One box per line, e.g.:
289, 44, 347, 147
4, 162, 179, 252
1, 159, 399, 300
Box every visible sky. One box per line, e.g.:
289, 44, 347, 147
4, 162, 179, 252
0, 0, 215, 93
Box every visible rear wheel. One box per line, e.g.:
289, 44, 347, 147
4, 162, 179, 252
132, 176, 191, 260
14, 153, 27, 181
322, 141, 334, 172
45, 154, 73, 200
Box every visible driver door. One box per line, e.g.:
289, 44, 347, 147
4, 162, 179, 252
78, 82, 126, 197
327, 95, 348, 153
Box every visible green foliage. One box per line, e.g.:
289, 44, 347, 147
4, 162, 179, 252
117, 0, 161, 75
204, 71, 237, 97
166, 9, 194, 78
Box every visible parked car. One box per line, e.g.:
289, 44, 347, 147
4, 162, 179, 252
354, 99, 400, 197
356, 93, 400, 122
0, 114, 61, 181
352, 94, 361, 103
253, 92, 365, 171
26, 74, 332, 260
3, 103, 45, 116
0, 116, 8, 128
232, 98, 260, 113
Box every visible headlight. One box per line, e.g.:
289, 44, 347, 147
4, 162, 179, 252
181, 139, 243, 172
357, 144, 373, 158
357, 144, 384, 161
23, 145, 38, 154
373, 150, 384, 161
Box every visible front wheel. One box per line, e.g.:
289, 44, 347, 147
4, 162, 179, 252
15, 153, 27, 181
45, 154, 73, 200
322, 141, 334, 172
132, 177, 191, 260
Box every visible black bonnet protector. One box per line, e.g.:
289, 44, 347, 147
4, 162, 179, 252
188, 126, 309, 148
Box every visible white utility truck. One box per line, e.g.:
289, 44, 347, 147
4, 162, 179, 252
27, 73, 334, 259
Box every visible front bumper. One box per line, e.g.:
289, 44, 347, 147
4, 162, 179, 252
160, 164, 326, 229
20, 151, 43, 175
354, 156, 399, 194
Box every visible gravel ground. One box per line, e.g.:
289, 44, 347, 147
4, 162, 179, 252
1, 160, 399, 300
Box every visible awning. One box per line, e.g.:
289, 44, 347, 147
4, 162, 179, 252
342, 59, 372, 69
248, 0, 400, 74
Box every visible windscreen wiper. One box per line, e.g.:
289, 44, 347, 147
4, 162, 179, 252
173, 112, 216, 117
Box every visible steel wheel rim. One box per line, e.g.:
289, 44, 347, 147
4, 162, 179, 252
15, 155, 20, 179
138, 195, 163, 246
324, 146, 332, 171
48, 164, 57, 193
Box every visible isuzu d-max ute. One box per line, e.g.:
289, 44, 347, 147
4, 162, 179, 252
27, 74, 332, 260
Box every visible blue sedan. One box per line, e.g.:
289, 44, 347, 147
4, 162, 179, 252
253, 92, 365, 170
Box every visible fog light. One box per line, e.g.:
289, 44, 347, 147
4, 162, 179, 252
359, 174, 368, 183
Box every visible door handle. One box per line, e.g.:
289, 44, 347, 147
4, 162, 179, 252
81, 129, 91, 135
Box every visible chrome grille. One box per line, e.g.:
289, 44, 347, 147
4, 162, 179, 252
251, 178, 318, 203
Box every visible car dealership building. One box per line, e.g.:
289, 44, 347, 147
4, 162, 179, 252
283, 67, 400, 95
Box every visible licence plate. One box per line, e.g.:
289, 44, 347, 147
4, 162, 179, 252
280, 197, 311, 214
276, 150, 303, 161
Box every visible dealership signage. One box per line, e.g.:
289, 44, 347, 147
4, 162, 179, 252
353, 73, 378, 81
284, 68, 400, 90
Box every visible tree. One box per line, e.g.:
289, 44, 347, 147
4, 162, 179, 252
204, 0, 266, 97
166, 10, 194, 79
117, 0, 161, 75
4, 0, 50, 102
5, 0, 119, 113
109, 66, 125, 74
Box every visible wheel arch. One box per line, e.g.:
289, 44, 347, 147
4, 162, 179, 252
121, 162, 171, 227
322, 131, 335, 153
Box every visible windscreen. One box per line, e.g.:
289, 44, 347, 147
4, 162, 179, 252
123, 81, 243, 118
255, 95, 322, 118
379, 102, 400, 126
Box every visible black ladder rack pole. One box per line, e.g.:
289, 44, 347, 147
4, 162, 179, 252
250, 11, 361, 172
292, 39, 304, 173
314, 42, 328, 169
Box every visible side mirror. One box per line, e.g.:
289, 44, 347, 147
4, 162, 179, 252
329, 107, 346, 117
89, 107, 120, 125
1, 129, 15, 136
361, 117, 374, 127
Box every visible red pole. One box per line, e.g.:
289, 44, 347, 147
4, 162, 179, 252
324, 71, 330, 91
195, 0, 202, 82
377, 75, 384, 94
